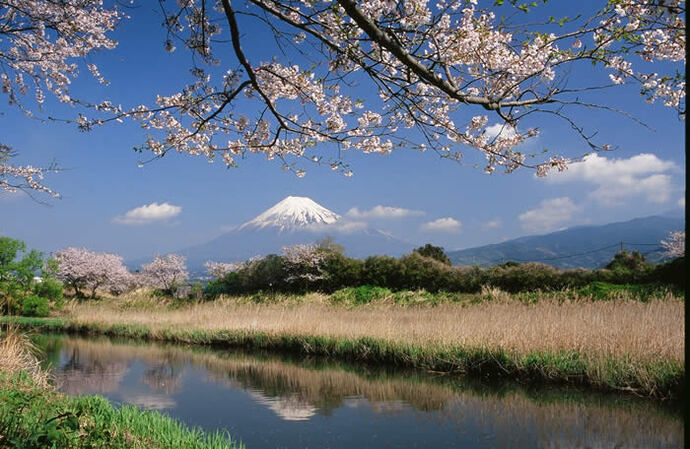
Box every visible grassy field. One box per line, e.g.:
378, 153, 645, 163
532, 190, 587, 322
0, 327, 243, 449
3, 286, 684, 400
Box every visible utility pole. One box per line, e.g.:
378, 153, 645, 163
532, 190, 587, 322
620, 241, 624, 253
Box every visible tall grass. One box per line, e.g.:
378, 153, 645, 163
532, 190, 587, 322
62, 294, 684, 363
0, 325, 49, 387
3, 289, 683, 399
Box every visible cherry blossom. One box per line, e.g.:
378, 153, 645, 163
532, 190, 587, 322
661, 230, 685, 258
282, 244, 328, 282
142, 254, 189, 292
54, 247, 133, 297
1, 0, 685, 197
205, 260, 246, 279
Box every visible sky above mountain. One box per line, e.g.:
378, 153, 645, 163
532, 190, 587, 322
2, 2, 685, 260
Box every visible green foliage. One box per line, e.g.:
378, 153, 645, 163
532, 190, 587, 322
651, 257, 685, 289
21, 295, 50, 317
318, 251, 363, 292
0, 373, 242, 449
34, 279, 64, 302
0, 237, 46, 315
205, 244, 683, 298
412, 244, 451, 265
577, 282, 676, 302
605, 250, 651, 271
331, 285, 392, 305
363, 255, 405, 287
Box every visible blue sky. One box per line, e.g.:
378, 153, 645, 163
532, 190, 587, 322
2, 1, 685, 260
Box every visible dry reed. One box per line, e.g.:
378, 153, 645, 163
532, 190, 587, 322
64, 294, 684, 364
0, 325, 49, 387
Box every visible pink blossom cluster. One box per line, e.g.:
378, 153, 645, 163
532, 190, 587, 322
1, 0, 120, 196
54, 247, 133, 297
204, 260, 246, 279
142, 254, 189, 292
1, 144, 58, 197
1, 0, 685, 196
0, 0, 120, 107
282, 244, 328, 282
661, 230, 685, 258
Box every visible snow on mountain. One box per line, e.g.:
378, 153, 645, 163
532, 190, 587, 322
239, 196, 341, 232
154, 195, 414, 274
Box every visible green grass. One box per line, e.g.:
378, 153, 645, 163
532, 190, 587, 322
1, 316, 683, 402
0, 372, 242, 449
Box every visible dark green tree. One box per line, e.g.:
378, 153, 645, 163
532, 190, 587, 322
412, 244, 451, 266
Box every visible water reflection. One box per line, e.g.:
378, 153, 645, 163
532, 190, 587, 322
36, 335, 683, 449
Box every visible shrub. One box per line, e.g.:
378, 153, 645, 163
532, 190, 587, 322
319, 252, 364, 292
412, 244, 451, 265
363, 256, 404, 289
331, 285, 392, 304
650, 257, 685, 289
399, 253, 449, 292
34, 279, 63, 302
485, 262, 564, 292
21, 295, 50, 317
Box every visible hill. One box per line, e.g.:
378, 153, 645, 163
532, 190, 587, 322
447, 215, 684, 269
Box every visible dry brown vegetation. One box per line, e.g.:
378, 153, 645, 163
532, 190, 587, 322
62, 290, 685, 364
0, 325, 49, 387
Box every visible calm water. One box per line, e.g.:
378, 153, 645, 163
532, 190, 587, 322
35, 334, 683, 449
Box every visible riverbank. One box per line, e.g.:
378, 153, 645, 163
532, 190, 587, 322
0, 328, 243, 449
2, 291, 684, 401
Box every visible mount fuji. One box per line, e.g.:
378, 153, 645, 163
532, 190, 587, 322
175, 196, 412, 273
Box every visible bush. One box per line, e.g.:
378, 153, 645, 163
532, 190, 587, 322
21, 295, 50, 317
650, 257, 685, 289
331, 285, 392, 304
34, 279, 63, 302
412, 244, 451, 265
319, 252, 364, 292
485, 262, 564, 293
362, 256, 405, 289
577, 281, 674, 302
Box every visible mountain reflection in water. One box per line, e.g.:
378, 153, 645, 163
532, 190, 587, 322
36, 335, 683, 449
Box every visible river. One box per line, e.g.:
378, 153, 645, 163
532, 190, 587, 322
34, 334, 683, 449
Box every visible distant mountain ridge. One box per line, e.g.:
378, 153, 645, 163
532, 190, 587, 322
447, 215, 684, 269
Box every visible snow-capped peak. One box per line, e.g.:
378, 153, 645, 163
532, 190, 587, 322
240, 196, 341, 231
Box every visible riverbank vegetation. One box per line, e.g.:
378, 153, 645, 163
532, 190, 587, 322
0, 327, 242, 448
4, 286, 684, 401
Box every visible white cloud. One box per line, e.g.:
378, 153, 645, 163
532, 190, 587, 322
346, 205, 425, 219
484, 123, 517, 140
679, 197, 685, 209
481, 219, 501, 230
421, 217, 462, 233
546, 153, 677, 205
518, 197, 581, 233
306, 220, 368, 234
114, 202, 182, 225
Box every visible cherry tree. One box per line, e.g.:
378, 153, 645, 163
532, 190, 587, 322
204, 260, 246, 279
1, 0, 685, 197
54, 247, 133, 298
661, 230, 685, 258
282, 244, 328, 283
142, 254, 189, 292
0, 0, 121, 197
